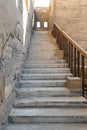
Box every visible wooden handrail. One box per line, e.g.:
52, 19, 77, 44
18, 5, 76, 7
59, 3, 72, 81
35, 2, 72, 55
54, 22, 87, 58
53, 22, 87, 98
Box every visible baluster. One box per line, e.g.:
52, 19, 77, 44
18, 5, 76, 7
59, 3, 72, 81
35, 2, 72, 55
68, 42, 71, 68
81, 55, 85, 97
71, 44, 73, 73
74, 48, 76, 76
77, 51, 80, 77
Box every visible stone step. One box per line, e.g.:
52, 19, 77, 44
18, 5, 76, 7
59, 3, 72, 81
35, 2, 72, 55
19, 80, 66, 87
4, 123, 87, 130
24, 63, 68, 69
26, 57, 64, 60
29, 48, 59, 52
21, 73, 72, 80
27, 53, 58, 57
22, 68, 70, 74
29, 50, 59, 53
25, 59, 66, 64
29, 52, 59, 56
26, 57, 63, 60
16, 87, 82, 98
27, 53, 57, 56
9, 108, 87, 123
30, 42, 55, 45
31, 38, 51, 41
30, 44, 57, 47
30, 45, 58, 48
13, 97, 87, 108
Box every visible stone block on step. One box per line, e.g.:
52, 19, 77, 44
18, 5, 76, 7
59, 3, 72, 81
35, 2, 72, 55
47, 31, 52, 36
54, 50, 64, 58
67, 77, 82, 90
51, 38, 57, 43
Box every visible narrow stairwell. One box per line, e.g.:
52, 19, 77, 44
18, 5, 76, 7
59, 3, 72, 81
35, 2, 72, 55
5, 31, 87, 130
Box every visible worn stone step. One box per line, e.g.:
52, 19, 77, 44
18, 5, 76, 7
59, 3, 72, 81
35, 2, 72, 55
26, 57, 64, 61
9, 108, 87, 123
31, 42, 53, 44
27, 57, 64, 61
30, 45, 58, 49
27, 53, 56, 56
29, 50, 59, 53
24, 63, 68, 69
27, 52, 55, 56
21, 73, 72, 80
25, 59, 66, 64
27, 55, 57, 59
29, 52, 60, 57
27, 55, 58, 58
16, 87, 82, 98
22, 68, 70, 74
30, 45, 58, 48
29, 49, 59, 52
30, 46, 58, 49
13, 97, 87, 108
19, 80, 66, 87
29, 51, 59, 55
4, 123, 87, 130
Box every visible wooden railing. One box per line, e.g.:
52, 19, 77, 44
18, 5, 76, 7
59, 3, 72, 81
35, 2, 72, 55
53, 22, 87, 98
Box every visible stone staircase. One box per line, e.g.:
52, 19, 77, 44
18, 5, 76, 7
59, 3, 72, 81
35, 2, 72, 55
5, 31, 87, 130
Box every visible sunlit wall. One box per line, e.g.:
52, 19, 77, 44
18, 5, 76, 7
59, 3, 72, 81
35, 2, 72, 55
35, 0, 50, 7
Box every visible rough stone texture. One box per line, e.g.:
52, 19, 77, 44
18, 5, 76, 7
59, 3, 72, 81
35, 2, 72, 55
4, 123, 87, 130
53, 0, 87, 51
0, 71, 5, 102
0, 0, 34, 129
54, 50, 64, 59
67, 77, 82, 90
50, 38, 57, 44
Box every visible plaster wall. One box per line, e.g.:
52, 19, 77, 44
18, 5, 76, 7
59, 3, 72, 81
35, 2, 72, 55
54, 0, 87, 51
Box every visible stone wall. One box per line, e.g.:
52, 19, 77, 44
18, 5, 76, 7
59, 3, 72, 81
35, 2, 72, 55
35, 7, 49, 31
49, 0, 54, 30
53, 0, 87, 51
0, 0, 34, 129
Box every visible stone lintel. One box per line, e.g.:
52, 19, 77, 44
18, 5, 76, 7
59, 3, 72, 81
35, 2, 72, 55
67, 77, 82, 90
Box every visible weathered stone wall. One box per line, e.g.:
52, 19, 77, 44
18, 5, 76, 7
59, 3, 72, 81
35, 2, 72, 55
0, 0, 34, 129
53, 0, 87, 51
